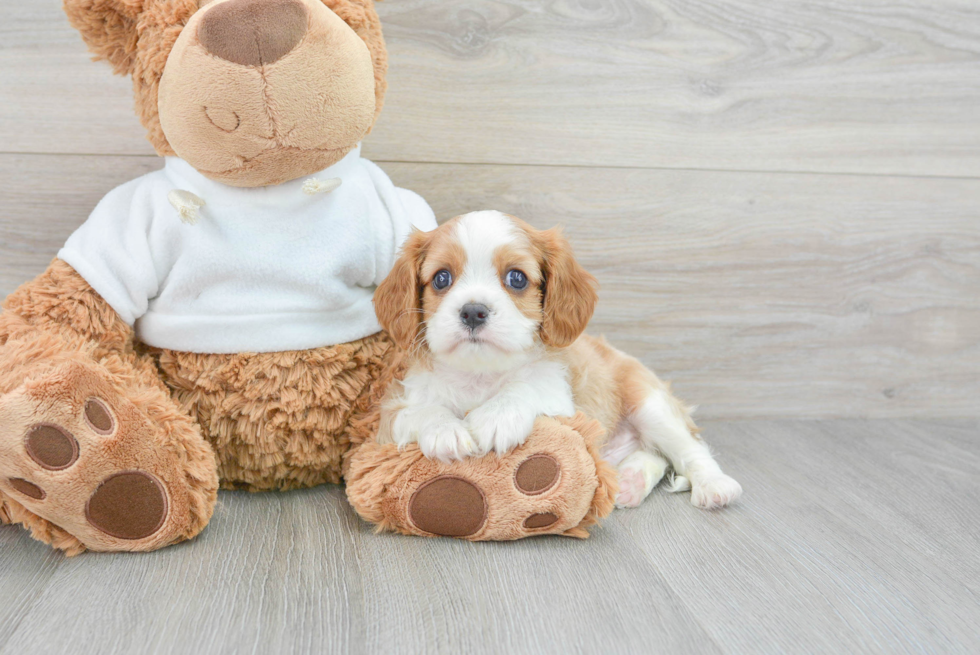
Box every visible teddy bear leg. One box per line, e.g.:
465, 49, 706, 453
345, 413, 618, 540
0, 334, 219, 555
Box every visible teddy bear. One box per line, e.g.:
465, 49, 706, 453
0, 0, 616, 555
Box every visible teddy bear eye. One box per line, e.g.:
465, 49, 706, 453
432, 269, 453, 290
505, 269, 528, 290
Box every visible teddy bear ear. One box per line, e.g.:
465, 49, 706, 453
320, 0, 389, 119
64, 0, 147, 75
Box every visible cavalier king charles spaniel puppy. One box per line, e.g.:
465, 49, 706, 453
373, 210, 741, 509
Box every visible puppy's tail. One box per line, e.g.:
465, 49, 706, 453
663, 471, 691, 493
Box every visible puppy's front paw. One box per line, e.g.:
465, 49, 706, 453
418, 421, 479, 463
465, 405, 537, 457
691, 473, 742, 510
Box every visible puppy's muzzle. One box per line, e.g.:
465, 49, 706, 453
460, 303, 490, 331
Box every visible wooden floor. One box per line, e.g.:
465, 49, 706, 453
2, 0, 980, 653
1, 418, 977, 654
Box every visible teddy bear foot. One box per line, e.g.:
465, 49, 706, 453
0, 358, 218, 555
346, 414, 618, 540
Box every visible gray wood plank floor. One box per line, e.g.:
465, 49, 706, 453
2, 419, 978, 655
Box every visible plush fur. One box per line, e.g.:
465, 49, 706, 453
149, 332, 400, 491
0, 0, 614, 553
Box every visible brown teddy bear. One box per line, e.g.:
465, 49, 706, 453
0, 0, 615, 555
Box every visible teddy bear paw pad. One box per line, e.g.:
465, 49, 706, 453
24, 424, 79, 470
408, 476, 487, 537
523, 512, 559, 529
8, 478, 46, 500
404, 453, 568, 538
514, 454, 560, 496
86, 472, 168, 540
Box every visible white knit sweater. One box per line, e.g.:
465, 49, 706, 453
58, 146, 436, 354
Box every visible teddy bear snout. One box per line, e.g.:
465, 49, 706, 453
158, 0, 379, 186
198, 0, 309, 67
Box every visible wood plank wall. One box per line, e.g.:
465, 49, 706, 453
1, 0, 978, 419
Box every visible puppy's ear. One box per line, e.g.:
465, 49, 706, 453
531, 226, 598, 348
375, 229, 431, 350
63, 0, 153, 75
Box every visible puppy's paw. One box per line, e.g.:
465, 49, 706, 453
417, 421, 479, 463
691, 473, 742, 510
466, 405, 537, 457
615, 451, 668, 509
615, 468, 647, 509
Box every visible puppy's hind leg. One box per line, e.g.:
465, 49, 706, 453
615, 450, 669, 508
630, 388, 742, 510
600, 421, 666, 508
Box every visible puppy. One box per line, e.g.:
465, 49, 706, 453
374, 211, 741, 509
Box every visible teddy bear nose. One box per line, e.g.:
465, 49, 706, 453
198, 0, 309, 67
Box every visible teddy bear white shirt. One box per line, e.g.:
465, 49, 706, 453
58, 146, 436, 354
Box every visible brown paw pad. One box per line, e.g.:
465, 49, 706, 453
8, 477, 45, 500
523, 512, 559, 529
84, 398, 115, 435
85, 471, 168, 540
25, 424, 79, 470
409, 476, 487, 537
514, 454, 560, 496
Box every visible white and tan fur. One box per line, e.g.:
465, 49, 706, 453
374, 211, 741, 509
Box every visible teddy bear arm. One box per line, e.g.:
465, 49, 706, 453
0, 260, 220, 554
346, 413, 618, 540
1, 259, 134, 355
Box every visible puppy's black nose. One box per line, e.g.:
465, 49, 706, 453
460, 303, 490, 330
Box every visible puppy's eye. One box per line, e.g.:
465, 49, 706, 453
432, 269, 453, 290
505, 269, 528, 290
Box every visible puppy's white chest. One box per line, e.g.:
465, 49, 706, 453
439, 359, 574, 418
445, 371, 513, 415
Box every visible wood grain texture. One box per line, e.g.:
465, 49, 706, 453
0, 529, 64, 648
622, 419, 980, 654
0, 419, 977, 655
0, 490, 367, 655
2, 0, 980, 176
2, 153, 977, 420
